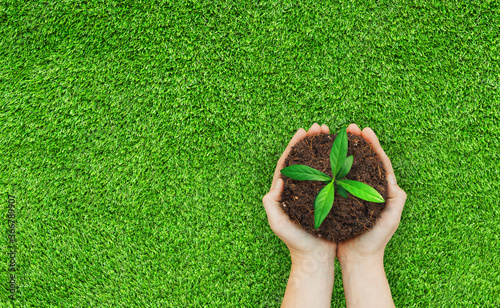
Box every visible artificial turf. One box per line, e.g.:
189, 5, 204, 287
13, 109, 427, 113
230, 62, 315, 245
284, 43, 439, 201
1, 0, 499, 306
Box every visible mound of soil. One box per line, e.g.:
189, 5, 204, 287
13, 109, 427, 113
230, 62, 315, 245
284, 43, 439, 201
280, 133, 388, 243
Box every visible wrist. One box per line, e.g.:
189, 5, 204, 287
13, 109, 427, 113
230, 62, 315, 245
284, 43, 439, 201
283, 246, 336, 308
337, 249, 384, 269
339, 254, 394, 308
339, 254, 384, 273
289, 246, 336, 285
290, 245, 336, 267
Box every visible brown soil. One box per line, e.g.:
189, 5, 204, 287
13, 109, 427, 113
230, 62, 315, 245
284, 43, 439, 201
280, 133, 388, 243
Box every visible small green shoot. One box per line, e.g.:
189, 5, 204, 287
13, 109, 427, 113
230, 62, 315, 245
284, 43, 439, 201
281, 127, 385, 229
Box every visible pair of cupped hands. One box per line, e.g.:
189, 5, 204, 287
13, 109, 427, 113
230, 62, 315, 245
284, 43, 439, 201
263, 123, 407, 265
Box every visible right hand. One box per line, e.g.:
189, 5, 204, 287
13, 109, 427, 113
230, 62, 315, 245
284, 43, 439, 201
262, 123, 337, 263
336, 124, 407, 264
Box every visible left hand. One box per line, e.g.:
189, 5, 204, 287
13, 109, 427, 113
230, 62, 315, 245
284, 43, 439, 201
336, 123, 407, 265
262, 123, 336, 263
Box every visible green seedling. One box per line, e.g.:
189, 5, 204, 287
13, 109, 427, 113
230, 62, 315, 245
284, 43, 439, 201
280, 127, 384, 229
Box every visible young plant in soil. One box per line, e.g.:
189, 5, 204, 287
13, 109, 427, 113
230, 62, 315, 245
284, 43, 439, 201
280, 127, 384, 229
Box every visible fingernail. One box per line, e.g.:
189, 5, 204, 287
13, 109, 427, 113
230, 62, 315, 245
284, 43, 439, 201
276, 178, 283, 189
388, 174, 397, 185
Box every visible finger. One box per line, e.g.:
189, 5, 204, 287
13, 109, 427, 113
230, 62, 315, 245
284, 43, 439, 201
263, 179, 319, 246
263, 178, 290, 230
274, 122, 322, 189
321, 124, 329, 134
361, 127, 395, 182
380, 188, 407, 232
361, 127, 405, 211
306, 122, 322, 137
272, 128, 307, 189
347, 123, 362, 135
263, 178, 284, 213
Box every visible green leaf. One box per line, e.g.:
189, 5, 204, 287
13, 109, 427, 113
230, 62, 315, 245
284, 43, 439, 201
330, 127, 348, 178
336, 179, 385, 203
336, 184, 348, 198
281, 165, 332, 182
336, 155, 353, 179
314, 181, 335, 229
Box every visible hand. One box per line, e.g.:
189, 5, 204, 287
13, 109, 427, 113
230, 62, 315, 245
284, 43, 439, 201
262, 123, 336, 262
263, 123, 336, 308
337, 124, 407, 265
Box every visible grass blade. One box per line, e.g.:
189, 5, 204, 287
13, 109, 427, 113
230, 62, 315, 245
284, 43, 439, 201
281, 165, 332, 182
314, 181, 335, 229
330, 127, 348, 177
336, 179, 385, 203
336, 155, 353, 179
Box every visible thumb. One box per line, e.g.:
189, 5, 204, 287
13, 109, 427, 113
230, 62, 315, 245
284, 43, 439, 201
384, 173, 407, 220
263, 178, 284, 207
387, 173, 405, 199
270, 177, 284, 196
263, 178, 287, 231
387, 173, 398, 189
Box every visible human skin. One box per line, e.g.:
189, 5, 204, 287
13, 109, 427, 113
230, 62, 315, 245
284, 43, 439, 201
262, 123, 336, 308
263, 123, 407, 307
337, 123, 407, 308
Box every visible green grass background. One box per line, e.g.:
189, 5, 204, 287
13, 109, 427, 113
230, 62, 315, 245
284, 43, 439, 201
1, 0, 499, 306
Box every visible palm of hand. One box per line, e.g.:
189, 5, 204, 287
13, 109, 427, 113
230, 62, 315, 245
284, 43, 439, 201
264, 123, 406, 262
263, 123, 337, 260
337, 124, 406, 262
336, 208, 397, 260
